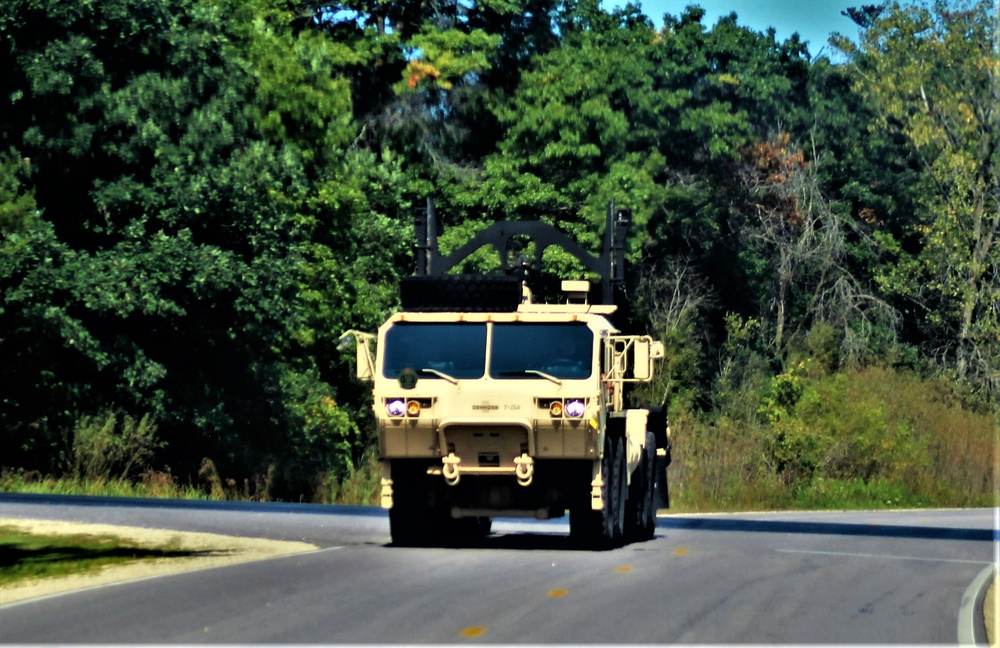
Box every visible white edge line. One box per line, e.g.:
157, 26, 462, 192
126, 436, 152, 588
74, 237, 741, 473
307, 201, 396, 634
958, 563, 997, 647
0, 545, 343, 611
959, 505, 1000, 647
775, 546, 998, 646
776, 548, 993, 565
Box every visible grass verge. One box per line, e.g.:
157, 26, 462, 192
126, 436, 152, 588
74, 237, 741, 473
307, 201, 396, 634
0, 525, 202, 588
0, 519, 320, 605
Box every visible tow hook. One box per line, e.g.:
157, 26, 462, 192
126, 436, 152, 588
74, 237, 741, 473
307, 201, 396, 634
514, 453, 534, 487
442, 452, 461, 485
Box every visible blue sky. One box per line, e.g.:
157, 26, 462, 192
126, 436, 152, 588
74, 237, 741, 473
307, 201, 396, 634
612, 0, 862, 56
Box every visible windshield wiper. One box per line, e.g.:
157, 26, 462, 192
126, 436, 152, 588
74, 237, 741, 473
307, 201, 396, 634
499, 369, 563, 385
419, 367, 459, 384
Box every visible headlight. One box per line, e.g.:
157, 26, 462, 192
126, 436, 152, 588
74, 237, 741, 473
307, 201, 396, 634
565, 400, 586, 418
386, 399, 406, 417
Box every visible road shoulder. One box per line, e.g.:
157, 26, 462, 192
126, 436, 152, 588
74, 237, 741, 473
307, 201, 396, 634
0, 518, 318, 606
986, 573, 997, 647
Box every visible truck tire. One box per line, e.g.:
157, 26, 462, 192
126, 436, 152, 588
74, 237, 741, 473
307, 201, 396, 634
654, 449, 670, 510
443, 516, 492, 541
642, 432, 657, 537
612, 434, 627, 542
389, 497, 427, 547
388, 461, 434, 547
625, 432, 656, 541
400, 275, 522, 312
474, 517, 493, 536
570, 432, 624, 548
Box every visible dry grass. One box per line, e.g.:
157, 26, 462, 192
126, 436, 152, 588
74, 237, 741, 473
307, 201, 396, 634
668, 365, 998, 511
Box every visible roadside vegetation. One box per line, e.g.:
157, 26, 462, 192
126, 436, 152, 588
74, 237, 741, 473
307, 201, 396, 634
666, 364, 997, 511
1, 1, 997, 510
4, 363, 994, 511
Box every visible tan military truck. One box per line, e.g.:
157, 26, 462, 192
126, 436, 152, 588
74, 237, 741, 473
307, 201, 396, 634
341, 201, 670, 547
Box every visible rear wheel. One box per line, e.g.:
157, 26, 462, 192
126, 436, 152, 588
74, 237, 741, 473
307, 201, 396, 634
643, 432, 657, 537
654, 446, 671, 510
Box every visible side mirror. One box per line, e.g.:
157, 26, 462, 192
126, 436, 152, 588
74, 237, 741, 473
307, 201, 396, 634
633, 338, 651, 381
631, 338, 663, 381
356, 339, 374, 381
337, 331, 376, 382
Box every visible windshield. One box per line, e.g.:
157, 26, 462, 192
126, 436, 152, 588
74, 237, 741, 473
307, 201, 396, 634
382, 323, 487, 380
489, 323, 594, 380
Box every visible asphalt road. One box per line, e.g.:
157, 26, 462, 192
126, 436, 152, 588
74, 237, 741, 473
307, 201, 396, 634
1, 493, 996, 644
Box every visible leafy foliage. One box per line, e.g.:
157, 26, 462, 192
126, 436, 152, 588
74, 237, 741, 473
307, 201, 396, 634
0, 0, 994, 505
835, 0, 1000, 401
0, 0, 352, 494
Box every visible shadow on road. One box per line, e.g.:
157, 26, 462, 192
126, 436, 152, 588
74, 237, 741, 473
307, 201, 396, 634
5, 493, 994, 545
0, 492, 383, 518
656, 516, 996, 542
424, 515, 997, 551
387, 533, 587, 552
385, 527, 668, 552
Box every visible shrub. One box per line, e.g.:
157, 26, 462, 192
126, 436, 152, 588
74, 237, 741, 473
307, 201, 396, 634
758, 365, 996, 507
67, 412, 163, 481
672, 361, 996, 511
313, 448, 381, 505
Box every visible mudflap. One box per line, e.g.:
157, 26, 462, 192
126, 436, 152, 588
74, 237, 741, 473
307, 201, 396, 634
647, 406, 670, 509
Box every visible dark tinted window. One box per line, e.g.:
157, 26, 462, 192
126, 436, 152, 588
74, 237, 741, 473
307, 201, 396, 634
382, 323, 487, 379
489, 323, 594, 379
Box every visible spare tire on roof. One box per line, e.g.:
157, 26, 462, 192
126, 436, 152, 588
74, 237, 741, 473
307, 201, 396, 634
400, 275, 522, 312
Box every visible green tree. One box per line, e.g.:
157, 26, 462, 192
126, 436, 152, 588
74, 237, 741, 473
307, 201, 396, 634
0, 150, 37, 234
0, 0, 361, 493
836, 0, 1000, 401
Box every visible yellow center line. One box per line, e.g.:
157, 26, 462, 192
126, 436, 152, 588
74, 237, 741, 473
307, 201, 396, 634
459, 626, 487, 638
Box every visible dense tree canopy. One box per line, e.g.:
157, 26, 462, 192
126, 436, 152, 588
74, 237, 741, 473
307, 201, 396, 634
835, 0, 999, 397
1, 0, 996, 499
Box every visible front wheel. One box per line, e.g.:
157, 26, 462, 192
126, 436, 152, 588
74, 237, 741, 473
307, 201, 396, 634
389, 496, 428, 547
388, 461, 435, 547
570, 432, 624, 548
625, 431, 656, 541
